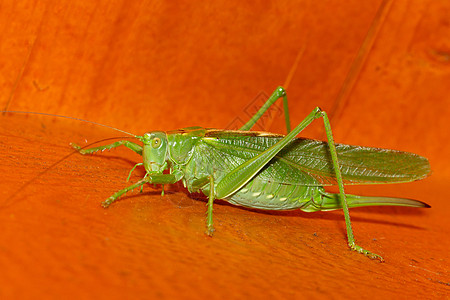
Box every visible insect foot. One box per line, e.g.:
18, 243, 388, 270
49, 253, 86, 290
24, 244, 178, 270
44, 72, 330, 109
102, 197, 115, 208
70, 143, 92, 155
205, 226, 215, 237
349, 242, 384, 262
70, 143, 82, 152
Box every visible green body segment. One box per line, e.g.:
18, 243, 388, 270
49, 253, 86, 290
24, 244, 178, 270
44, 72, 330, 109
166, 128, 430, 212
71, 86, 431, 262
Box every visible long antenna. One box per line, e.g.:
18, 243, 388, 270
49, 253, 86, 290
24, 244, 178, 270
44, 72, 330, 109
1, 110, 136, 137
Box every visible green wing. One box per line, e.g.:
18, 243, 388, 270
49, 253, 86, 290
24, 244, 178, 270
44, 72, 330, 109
277, 137, 430, 185
202, 131, 430, 186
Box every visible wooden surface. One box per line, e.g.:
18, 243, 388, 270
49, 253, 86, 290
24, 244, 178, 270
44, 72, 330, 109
1, 1, 449, 299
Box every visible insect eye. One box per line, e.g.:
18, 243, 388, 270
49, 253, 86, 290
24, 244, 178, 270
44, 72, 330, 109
152, 137, 161, 148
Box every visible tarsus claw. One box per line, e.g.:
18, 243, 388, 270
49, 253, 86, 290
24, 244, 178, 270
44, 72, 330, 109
349, 242, 384, 262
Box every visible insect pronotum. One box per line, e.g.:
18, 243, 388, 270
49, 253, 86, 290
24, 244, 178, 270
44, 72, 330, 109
4, 86, 431, 262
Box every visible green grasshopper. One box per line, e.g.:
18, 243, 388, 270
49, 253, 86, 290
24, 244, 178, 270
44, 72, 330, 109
70, 86, 430, 262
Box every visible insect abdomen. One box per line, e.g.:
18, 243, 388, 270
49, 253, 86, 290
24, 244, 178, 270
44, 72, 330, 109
225, 178, 320, 210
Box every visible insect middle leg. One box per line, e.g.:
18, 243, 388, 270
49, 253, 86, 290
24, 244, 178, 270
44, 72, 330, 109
102, 172, 182, 207
192, 175, 216, 236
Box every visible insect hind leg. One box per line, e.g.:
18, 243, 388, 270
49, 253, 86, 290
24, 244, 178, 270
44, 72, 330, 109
314, 108, 384, 262
239, 86, 291, 133
238, 105, 384, 261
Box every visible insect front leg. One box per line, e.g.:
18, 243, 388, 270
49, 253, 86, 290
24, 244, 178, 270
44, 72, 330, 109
73, 140, 145, 184
72, 140, 143, 155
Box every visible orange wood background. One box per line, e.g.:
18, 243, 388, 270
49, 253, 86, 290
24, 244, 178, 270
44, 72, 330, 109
1, 1, 449, 298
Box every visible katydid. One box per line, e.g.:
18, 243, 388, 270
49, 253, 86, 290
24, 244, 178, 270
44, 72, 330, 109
68, 86, 431, 262
5, 86, 431, 262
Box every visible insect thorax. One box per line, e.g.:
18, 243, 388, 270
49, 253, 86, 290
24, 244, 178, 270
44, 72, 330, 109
166, 127, 206, 165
